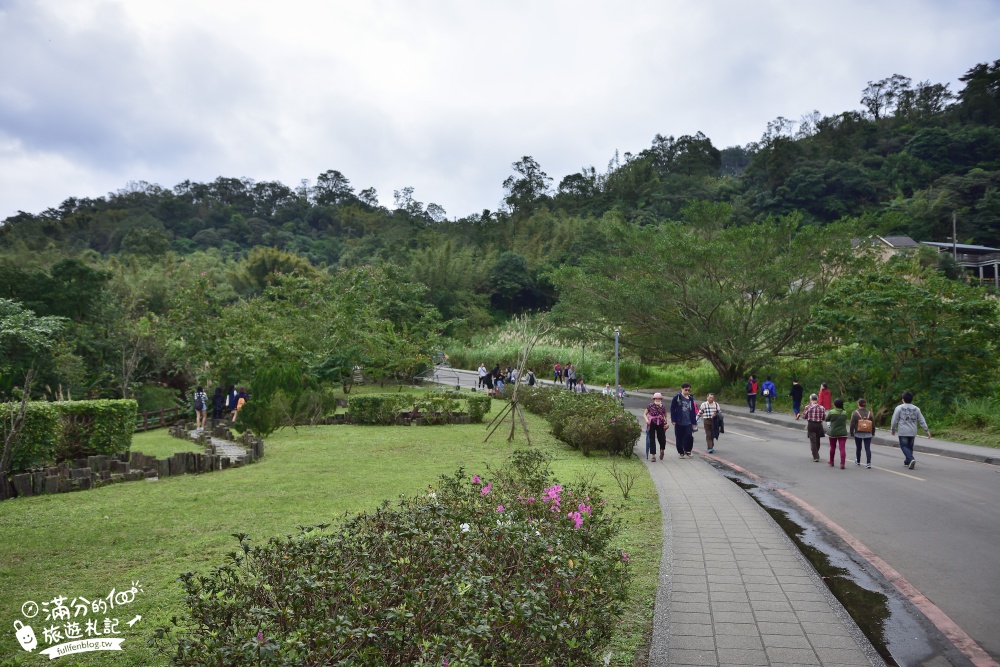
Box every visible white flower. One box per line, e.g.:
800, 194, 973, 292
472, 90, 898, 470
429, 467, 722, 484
460, 523, 470, 533
428, 492, 437, 499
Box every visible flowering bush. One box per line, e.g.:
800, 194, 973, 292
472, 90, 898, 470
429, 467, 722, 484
155, 450, 631, 666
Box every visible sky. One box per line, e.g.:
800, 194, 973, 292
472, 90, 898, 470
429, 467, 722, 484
1, 0, 998, 221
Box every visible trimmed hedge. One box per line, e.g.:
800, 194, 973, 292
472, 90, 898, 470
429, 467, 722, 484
2, 402, 61, 474
521, 387, 640, 456
1, 399, 137, 473
348, 394, 411, 425
466, 393, 492, 423
55, 399, 137, 459
157, 450, 631, 665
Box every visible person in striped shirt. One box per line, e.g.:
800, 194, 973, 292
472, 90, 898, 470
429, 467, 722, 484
802, 393, 827, 462
699, 393, 721, 453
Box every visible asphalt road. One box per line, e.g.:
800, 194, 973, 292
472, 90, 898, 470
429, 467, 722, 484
439, 369, 1000, 662
671, 407, 1000, 663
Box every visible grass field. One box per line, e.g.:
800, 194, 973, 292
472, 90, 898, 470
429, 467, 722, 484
0, 406, 660, 666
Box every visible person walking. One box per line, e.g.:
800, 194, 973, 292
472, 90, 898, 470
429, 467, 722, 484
478, 363, 487, 388
790, 379, 804, 420
211, 386, 225, 420
849, 398, 876, 468
527, 369, 536, 386
231, 387, 248, 423
818, 383, 832, 410
761, 376, 777, 413
554, 362, 562, 383
225, 383, 238, 418
890, 392, 932, 469
565, 364, 576, 390
644, 392, 668, 461
671, 383, 697, 458
746, 375, 759, 413
803, 393, 826, 462
193, 385, 209, 430
824, 398, 849, 469
699, 392, 722, 454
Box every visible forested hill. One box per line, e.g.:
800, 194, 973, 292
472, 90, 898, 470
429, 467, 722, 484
2, 59, 999, 316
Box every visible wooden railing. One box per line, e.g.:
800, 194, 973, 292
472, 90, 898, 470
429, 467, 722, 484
134, 407, 186, 432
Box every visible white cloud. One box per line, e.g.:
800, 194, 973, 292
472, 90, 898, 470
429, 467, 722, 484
1, 0, 998, 220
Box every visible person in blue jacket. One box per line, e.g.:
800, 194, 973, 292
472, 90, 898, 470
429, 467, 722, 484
671, 383, 697, 458
761, 376, 777, 413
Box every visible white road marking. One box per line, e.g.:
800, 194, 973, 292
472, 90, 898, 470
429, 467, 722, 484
723, 429, 767, 442
873, 466, 925, 481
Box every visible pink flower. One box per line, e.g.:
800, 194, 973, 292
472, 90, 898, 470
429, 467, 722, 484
621, 551, 631, 563
567, 511, 584, 530
611, 418, 616, 423
473, 475, 481, 484
481, 482, 492, 496
578, 503, 591, 516
257, 631, 264, 643
496, 505, 505, 513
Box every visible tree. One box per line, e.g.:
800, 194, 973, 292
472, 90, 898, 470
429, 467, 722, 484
502, 156, 552, 215
551, 203, 874, 383
861, 74, 911, 121
314, 170, 355, 206
0, 299, 65, 397
811, 255, 999, 417
490, 252, 534, 313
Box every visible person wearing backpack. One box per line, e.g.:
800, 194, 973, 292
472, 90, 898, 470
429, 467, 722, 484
193, 385, 209, 431
745, 375, 759, 413
527, 369, 536, 386
761, 376, 777, 413
212, 386, 225, 420
849, 398, 876, 468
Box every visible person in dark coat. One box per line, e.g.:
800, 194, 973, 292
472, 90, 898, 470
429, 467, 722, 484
212, 387, 225, 420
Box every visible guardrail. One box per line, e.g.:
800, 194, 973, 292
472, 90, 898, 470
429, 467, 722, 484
134, 407, 186, 432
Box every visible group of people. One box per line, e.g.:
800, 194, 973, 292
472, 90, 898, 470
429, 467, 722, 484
477, 364, 537, 397
643, 384, 724, 460
802, 390, 931, 470
552, 363, 584, 391
193, 384, 248, 430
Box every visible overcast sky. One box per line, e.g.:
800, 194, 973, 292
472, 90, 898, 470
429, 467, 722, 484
1, 0, 998, 221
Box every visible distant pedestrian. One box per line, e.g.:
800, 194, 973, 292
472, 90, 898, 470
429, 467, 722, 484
565, 364, 576, 390
577, 376, 587, 394
554, 363, 562, 383
818, 383, 832, 410
671, 383, 697, 458
803, 393, 826, 462
746, 375, 758, 413
478, 363, 487, 388
231, 387, 248, 423
890, 392, 932, 470
193, 385, 208, 430
761, 376, 777, 413
850, 399, 875, 468
212, 387, 225, 420
603, 382, 614, 396
699, 392, 722, 454
225, 384, 238, 417
789, 380, 804, 420
644, 392, 668, 461
495, 377, 505, 396
825, 398, 848, 469
527, 369, 536, 386
617, 385, 627, 401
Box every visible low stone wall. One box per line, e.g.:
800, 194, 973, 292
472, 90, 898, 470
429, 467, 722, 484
0, 419, 265, 502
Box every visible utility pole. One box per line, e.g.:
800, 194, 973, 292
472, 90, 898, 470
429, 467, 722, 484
614, 328, 620, 398
952, 211, 958, 260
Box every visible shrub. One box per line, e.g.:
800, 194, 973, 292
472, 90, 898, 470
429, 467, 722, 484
348, 394, 410, 425
952, 397, 1000, 431
156, 450, 631, 666
465, 393, 492, 423
53, 399, 137, 460
522, 388, 640, 456
1, 402, 62, 473
136, 385, 181, 413
414, 391, 461, 425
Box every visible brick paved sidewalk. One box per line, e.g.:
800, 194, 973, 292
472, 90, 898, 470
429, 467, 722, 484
641, 440, 884, 666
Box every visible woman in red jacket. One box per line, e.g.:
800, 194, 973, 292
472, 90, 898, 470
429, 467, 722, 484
818, 383, 832, 410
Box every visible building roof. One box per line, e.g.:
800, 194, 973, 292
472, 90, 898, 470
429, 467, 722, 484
921, 241, 1000, 254
877, 235, 919, 248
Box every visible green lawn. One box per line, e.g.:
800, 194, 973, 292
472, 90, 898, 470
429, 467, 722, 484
0, 407, 660, 666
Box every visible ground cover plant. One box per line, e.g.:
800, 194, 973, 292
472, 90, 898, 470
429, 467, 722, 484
0, 405, 660, 666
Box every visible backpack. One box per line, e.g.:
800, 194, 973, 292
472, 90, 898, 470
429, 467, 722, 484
854, 410, 873, 434
194, 392, 206, 411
